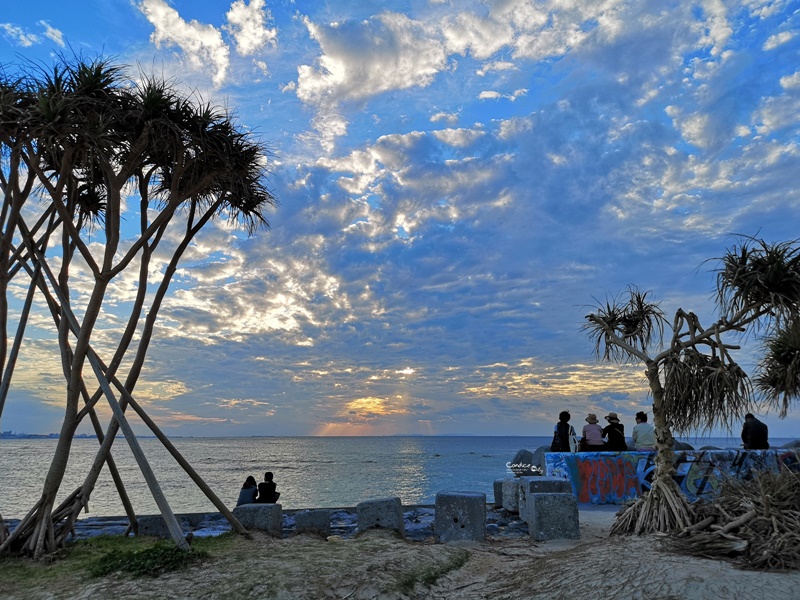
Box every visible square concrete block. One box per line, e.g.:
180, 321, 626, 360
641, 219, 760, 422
137, 515, 190, 538
295, 509, 331, 536
435, 491, 486, 543
527, 493, 580, 541
518, 476, 573, 524
356, 497, 404, 536
493, 479, 504, 508
501, 478, 521, 513
232, 503, 283, 537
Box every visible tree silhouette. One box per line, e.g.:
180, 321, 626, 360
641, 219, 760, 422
584, 238, 800, 534
0, 56, 275, 557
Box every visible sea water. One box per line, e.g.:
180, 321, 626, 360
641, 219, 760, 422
0, 435, 794, 519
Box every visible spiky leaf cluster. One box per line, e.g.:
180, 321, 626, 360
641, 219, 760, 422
716, 237, 800, 329
584, 286, 666, 363
2, 55, 275, 234
756, 322, 800, 417
662, 348, 752, 434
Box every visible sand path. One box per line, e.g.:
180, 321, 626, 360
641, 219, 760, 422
6, 509, 799, 599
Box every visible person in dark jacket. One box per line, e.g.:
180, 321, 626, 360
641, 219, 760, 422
602, 412, 628, 451
551, 410, 577, 452
741, 413, 769, 449
257, 471, 281, 503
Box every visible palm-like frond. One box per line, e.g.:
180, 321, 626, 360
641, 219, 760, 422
716, 236, 800, 329
662, 349, 752, 434
584, 286, 666, 362
755, 321, 800, 417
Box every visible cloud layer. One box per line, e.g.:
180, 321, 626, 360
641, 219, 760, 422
1, 0, 799, 438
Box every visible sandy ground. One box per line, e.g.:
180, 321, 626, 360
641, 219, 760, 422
6, 509, 800, 600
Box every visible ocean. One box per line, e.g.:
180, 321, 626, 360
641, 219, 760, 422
1, 435, 795, 520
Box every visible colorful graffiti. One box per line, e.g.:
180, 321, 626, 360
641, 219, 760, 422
545, 449, 800, 504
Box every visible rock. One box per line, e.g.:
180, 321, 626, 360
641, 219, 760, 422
781, 440, 800, 449
673, 440, 694, 450
508, 449, 538, 476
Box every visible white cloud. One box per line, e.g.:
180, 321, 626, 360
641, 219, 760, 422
753, 95, 800, 134
432, 127, 485, 148
763, 30, 794, 50
296, 12, 448, 106
698, 0, 733, 56
442, 10, 514, 59
224, 0, 277, 56
476, 60, 516, 76
430, 111, 459, 124
38, 21, 64, 47
137, 0, 230, 87
1, 23, 39, 47
478, 89, 524, 101
780, 71, 800, 89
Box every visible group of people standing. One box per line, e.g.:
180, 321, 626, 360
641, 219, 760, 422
236, 471, 281, 506
551, 410, 656, 452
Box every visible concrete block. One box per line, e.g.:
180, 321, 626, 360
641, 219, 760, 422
295, 509, 331, 537
501, 479, 521, 513
518, 476, 573, 524
527, 493, 580, 541
493, 479, 504, 508
356, 497, 404, 536
137, 514, 191, 538
435, 491, 486, 543
232, 503, 283, 537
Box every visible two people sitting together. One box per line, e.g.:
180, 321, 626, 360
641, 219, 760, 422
236, 471, 281, 506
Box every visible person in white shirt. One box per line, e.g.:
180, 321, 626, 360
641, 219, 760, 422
632, 411, 656, 451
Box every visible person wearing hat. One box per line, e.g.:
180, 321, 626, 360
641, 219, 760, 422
741, 413, 769, 450
581, 413, 605, 451
603, 412, 628, 451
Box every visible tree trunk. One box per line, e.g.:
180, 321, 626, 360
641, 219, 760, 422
611, 362, 694, 534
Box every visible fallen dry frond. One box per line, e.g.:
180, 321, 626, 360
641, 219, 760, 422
667, 465, 800, 571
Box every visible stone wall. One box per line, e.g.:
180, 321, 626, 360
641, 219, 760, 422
544, 448, 800, 504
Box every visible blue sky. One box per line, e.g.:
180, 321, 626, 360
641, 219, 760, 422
1, 0, 799, 438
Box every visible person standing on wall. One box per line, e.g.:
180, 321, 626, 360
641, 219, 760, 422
741, 413, 769, 449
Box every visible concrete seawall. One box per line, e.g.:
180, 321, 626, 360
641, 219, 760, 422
545, 448, 800, 504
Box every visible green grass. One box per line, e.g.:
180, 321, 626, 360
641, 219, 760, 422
0, 533, 233, 594
87, 539, 208, 577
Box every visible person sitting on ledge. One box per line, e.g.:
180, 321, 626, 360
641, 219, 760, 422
632, 411, 656, 451
581, 413, 606, 451
602, 412, 627, 451
257, 471, 281, 503
236, 475, 258, 506
741, 413, 769, 450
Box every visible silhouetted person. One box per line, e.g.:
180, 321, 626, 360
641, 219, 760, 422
741, 413, 769, 449
602, 412, 627, 451
236, 475, 258, 506
257, 471, 281, 503
551, 410, 577, 452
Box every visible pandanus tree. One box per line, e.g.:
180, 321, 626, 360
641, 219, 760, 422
584, 238, 800, 534
0, 56, 275, 557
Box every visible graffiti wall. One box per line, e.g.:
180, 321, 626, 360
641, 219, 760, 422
544, 449, 800, 504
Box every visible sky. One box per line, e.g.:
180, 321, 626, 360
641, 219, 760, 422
1, 0, 799, 438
